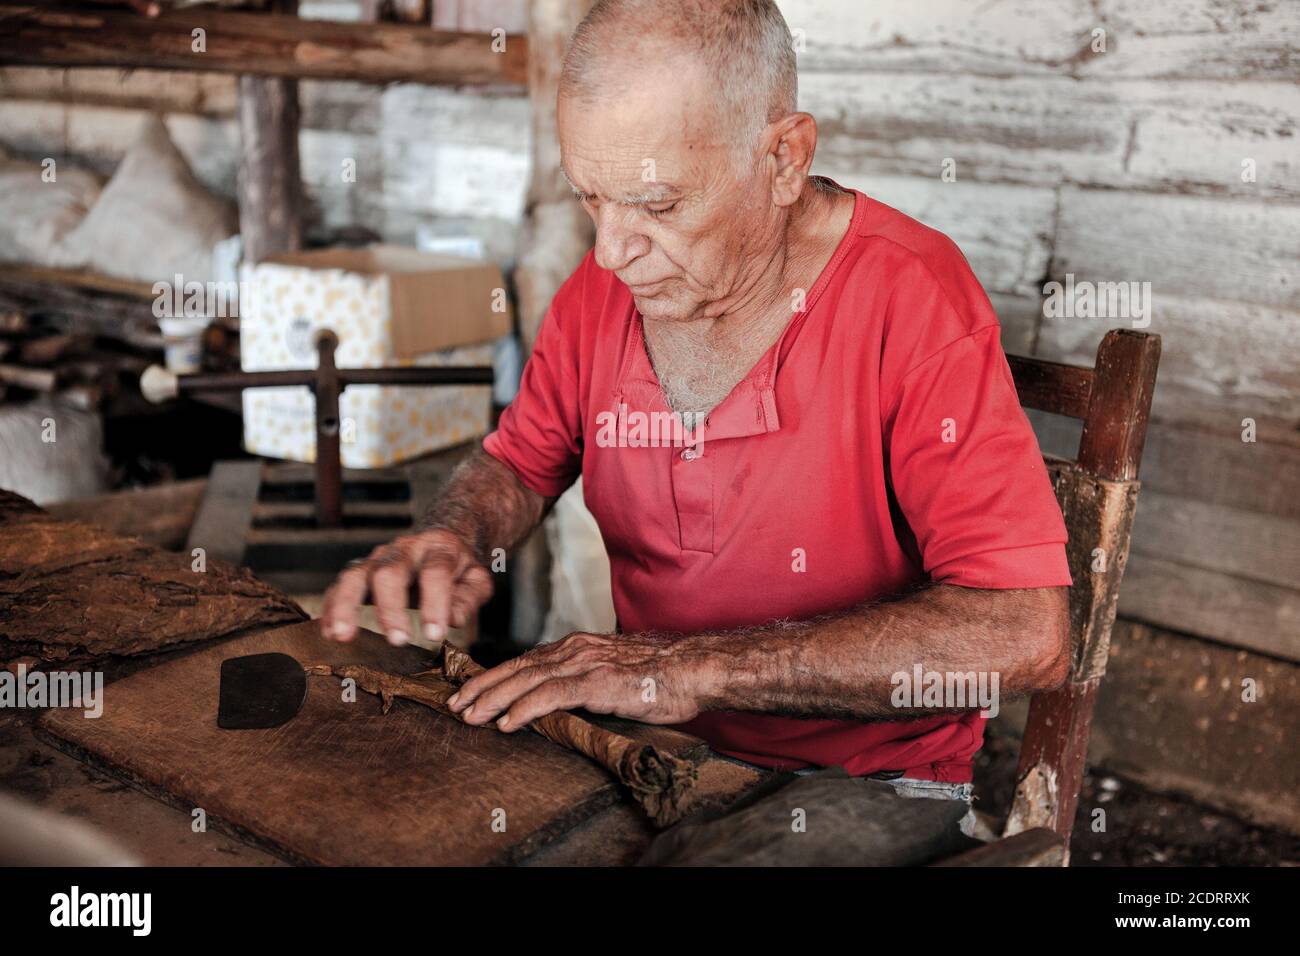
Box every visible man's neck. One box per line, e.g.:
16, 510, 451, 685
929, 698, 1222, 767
642, 180, 854, 418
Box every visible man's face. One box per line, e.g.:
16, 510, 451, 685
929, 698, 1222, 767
558, 58, 777, 322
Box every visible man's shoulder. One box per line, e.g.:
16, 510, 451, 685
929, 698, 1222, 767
849, 193, 986, 314
840, 192, 1003, 378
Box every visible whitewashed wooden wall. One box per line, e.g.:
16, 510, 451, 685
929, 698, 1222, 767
0, 0, 1294, 660
780, 0, 1300, 664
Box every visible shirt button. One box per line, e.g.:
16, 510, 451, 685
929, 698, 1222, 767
681, 447, 699, 461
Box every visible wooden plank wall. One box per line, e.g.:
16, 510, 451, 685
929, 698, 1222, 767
784, 0, 1300, 664
0, 0, 1295, 662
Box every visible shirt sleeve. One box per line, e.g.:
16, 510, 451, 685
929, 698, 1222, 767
482, 297, 583, 499
882, 325, 1072, 590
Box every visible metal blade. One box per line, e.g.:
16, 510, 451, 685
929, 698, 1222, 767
218, 653, 308, 730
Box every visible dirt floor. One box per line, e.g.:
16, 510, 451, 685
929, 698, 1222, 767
975, 729, 1300, 866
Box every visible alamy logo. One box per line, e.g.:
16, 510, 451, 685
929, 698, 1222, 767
0, 665, 103, 718
1042, 273, 1152, 328
594, 403, 705, 452
152, 275, 247, 319
890, 666, 1000, 718
50, 886, 151, 936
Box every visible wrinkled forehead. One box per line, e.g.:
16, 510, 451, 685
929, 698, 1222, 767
557, 55, 739, 195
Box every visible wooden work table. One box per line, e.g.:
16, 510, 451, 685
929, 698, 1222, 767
0, 487, 761, 865
4, 622, 761, 867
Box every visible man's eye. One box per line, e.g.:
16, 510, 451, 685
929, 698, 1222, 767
647, 202, 679, 219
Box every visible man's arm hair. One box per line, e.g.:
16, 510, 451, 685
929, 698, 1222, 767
679, 584, 1070, 721
417, 446, 555, 565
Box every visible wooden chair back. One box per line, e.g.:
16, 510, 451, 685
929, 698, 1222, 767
1003, 329, 1161, 853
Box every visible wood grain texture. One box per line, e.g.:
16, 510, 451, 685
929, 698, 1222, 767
1036, 297, 1300, 423
1119, 554, 1300, 662
1035, 408, 1300, 520
1005, 677, 1100, 848
1009, 355, 1093, 419
520, 758, 764, 866
807, 72, 1300, 199
0, 4, 528, 87
1129, 491, 1300, 592
37, 621, 709, 865
1077, 330, 1160, 482
1090, 618, 1300, 834
1048, 464, 1141, 682
237, 74, 302, 263
1054, 187, 1300, 312
782, 0, 1299, 81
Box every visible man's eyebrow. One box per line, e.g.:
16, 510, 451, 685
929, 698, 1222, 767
616, 185, 679, 206
560, 168, 679, 205
561, 167, 595, 201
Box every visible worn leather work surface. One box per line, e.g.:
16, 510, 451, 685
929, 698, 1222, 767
640, 767, 979, 866
38, 620, 709, 866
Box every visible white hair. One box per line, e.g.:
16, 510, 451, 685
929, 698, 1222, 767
560, 0, 799, 164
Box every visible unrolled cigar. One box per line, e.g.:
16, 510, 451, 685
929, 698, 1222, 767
305, 662, 458, 716
441, 644, 698, 827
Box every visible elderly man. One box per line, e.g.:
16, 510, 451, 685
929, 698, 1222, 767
321, 0, 1071, 799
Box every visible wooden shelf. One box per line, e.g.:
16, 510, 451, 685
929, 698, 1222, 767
0, 4, 528, 87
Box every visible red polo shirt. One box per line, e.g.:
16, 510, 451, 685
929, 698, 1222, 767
484, 187, 1071, 782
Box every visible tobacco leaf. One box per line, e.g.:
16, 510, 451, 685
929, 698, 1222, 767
0, 490, 305, 668
304, 662, 457, 716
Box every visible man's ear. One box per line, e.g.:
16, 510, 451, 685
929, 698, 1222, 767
767, 112, 818, 207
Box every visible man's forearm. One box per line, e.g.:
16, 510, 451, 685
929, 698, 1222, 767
417, 447, 552, 565
678, 585, 1070, 721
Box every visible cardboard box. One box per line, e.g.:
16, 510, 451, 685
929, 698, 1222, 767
239, 246, 506, 469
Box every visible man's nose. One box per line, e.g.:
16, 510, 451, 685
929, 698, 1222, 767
592, 205, 650, 273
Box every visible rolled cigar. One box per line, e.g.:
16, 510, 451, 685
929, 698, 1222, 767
441, 644, 698, 827
307, 654, 699, 826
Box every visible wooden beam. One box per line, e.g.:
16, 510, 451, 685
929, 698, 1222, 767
515, 0, 593, 350
237, 1, 302, 263
508, 0, 594, 645
0, 4, 527, 87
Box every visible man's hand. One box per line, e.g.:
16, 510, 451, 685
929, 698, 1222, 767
446, 631, 706, 732
320, 529, 493, 647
